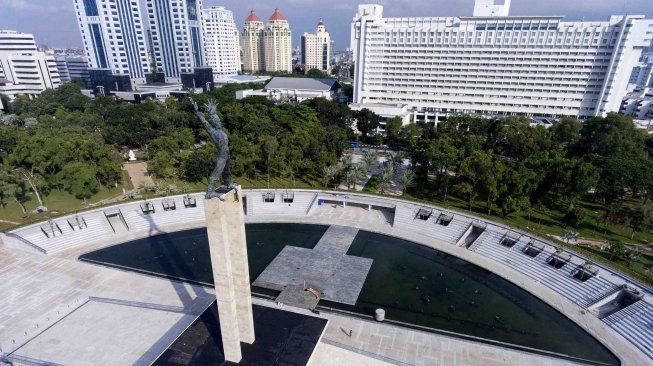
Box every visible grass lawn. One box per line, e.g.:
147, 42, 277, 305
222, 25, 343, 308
362, 175, 380, 193
0, 185, 127, 231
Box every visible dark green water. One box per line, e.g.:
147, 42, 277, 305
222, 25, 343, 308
80, 223, 327, 285
80, 224, 618, 365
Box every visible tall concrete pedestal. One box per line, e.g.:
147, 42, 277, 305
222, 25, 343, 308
204, 185, 255, 363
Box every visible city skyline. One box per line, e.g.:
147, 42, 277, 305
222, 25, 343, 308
1, 0, 652, 50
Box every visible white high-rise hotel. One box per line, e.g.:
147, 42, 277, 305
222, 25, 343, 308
73, 0, 150, 84
146, 0, 204, 81
202, 6, 241, 78
351, 0, 653, 119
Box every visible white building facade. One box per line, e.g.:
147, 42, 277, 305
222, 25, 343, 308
264, 8, 292, 73
146, 0, 205, 81
72, 0, 150, 85
202, 6, 241, 79
302, 19, 331, 73
351, 1, 653, 120
242, 10, 265, 74
0, 30, 61, 99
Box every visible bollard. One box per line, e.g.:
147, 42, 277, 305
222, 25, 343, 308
375, 308, 385, 322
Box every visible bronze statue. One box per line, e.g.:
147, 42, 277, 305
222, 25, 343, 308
190, 98, 233, 198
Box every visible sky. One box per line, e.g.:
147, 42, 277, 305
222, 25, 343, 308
0, 0, 651, 50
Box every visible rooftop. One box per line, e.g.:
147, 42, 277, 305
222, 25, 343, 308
269, 8, 286, 21
264, 77, 341, 92
245, 10, 262, 23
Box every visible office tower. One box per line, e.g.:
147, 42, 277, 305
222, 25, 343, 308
67, 56, 91, 84
264, 8, 292, 73
242, 10, 264, 73
72, 0, 151, 86
351, 0, 653, 119
202, 6, 241, 78
146, 0, 205, 81
301, 18, 331, 73
54, 55, 72, 83
0, 30, 61, 99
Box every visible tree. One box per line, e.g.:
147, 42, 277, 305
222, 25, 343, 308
14, 167, 46, 209
58, 162, 100, 200
181, 145, 215, 182
344, 169, 357, 190
385, 117, 403, 143
562, 230, 579, 244
551, 117, 581, 146
429, 136, 458, 202
607, 241, 625, 261
322, 165, 340, 188
400, 169, 416, 195
624, 203, 653, 239
378, 164, 395, 194
355, 109, 380, 141
624, 248, 641, 268
149, 151, 176, 179
306, 69, 328, 78
386, 151, 405, 170
0, 172, 30, 215
262, 136, 279, 188
359, 151, 374, 173
459, 150, 494, 211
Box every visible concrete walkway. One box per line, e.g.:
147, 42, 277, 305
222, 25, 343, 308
314, 225, 360, 255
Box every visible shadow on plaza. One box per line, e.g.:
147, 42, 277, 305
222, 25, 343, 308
131, 209, 215, 365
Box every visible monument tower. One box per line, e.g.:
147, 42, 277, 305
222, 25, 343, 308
191, 99, 255, 362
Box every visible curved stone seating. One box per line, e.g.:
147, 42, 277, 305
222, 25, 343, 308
470, 226, 620, 308
393, 204, 471, 244
603, 301, 653, 360
120, 197, 205, 235
246, 191, 318, 216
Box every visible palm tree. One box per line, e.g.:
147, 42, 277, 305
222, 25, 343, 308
378, 165, 395, 194
624, 248, 641, 268
362, 151, 377, 172
400, 169, 416, 195
344, 169, 358, 190
322, 165, 339, 188
387, 151, 405, 170
562, 230, 579, 244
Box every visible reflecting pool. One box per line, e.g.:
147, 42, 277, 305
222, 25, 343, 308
80, 224, 618, 365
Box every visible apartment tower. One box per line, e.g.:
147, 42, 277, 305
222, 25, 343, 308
146, 0, 205, 81
302, 18, 331, 73
242, 10, 264, 73
264, 8, 292, 73
72, 0, 150, 86
202, 6, 241, 78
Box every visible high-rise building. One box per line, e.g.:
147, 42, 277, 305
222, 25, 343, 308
264, 8, 292, 73
146, 0, 205, 81
202, 6, 241, 79
72, 0, 151, 86
0, 30, 61, 99
351, 1, 653, 120
301, 18, 331, 73
242, 10, 265, 73
54, 55, 72, 83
